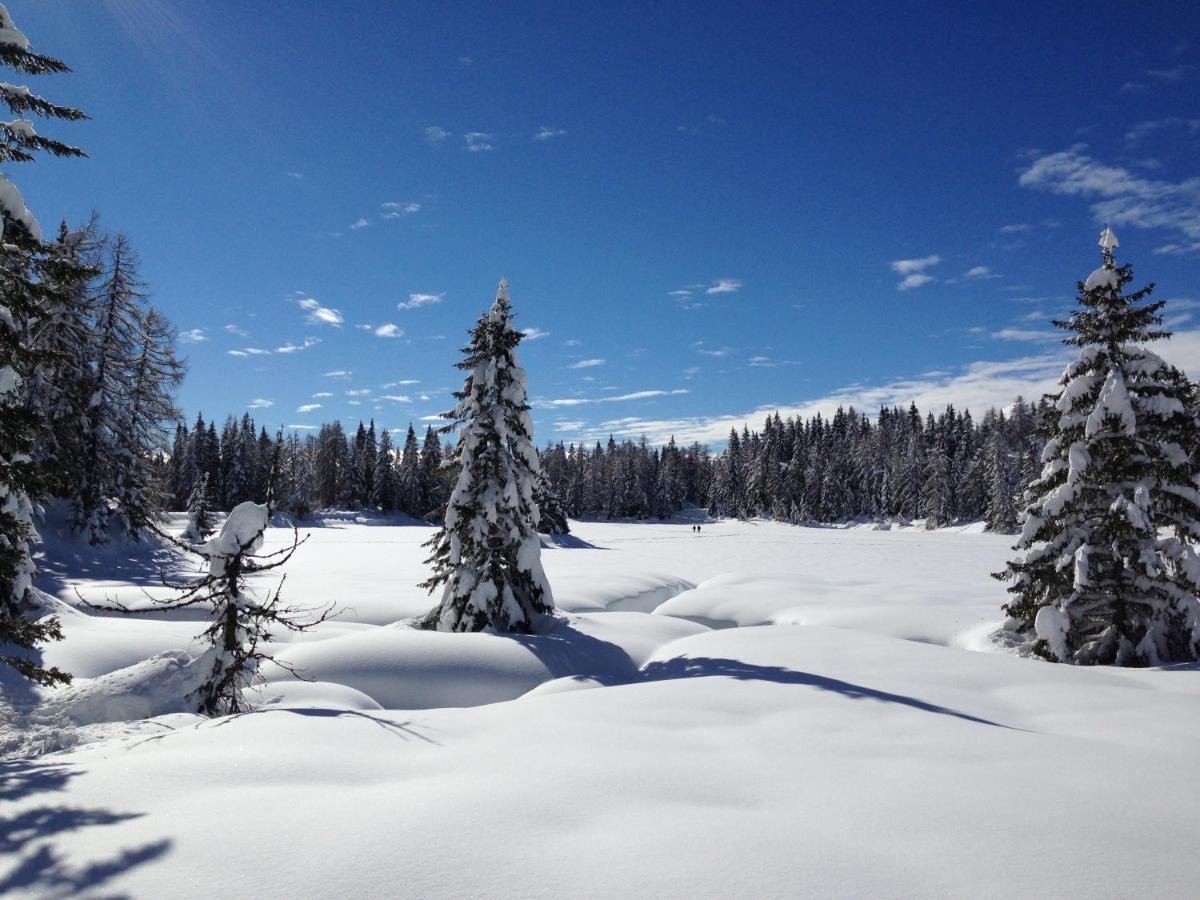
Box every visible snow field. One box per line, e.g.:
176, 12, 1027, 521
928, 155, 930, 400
3, 515, 1199, 898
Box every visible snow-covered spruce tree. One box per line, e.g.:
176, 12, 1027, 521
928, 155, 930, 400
997, 229, 1200, 665
0, 4, 86, 687
418, 279, 554, 633
182, 472, 214, 544
534, 470, 570, 534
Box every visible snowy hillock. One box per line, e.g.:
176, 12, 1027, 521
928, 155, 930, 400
4, 516, 1199, 897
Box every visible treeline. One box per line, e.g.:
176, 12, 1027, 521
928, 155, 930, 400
167, 417, 450, 521
540, 399, 1049, 532
167, 396, 1060, 534
26, 221, 185, 543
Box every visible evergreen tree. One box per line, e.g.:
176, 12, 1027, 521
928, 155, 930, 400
997, 229, 1200, 665
182, 472, 214, 544
0, 4, 85, 686
419, 280, 554, 632
396, 424, 423, 515
370, 428, 396, 510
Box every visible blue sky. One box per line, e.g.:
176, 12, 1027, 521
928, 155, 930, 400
10, 0, 1200, 445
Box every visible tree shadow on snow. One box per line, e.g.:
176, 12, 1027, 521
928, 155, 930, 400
208, 707, 441, 744
638, 657, 1025, 730
539, 533, 607, 550
511, 624, 639, 681
0, 760, 170, 899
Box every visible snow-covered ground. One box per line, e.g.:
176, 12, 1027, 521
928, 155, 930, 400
4, 513, 1199, 898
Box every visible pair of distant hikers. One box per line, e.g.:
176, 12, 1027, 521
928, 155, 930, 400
691, 525, 702, 533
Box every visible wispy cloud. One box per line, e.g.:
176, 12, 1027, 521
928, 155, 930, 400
536, 388, 689, 408
1124, 116, 1200, 144
568, 358, 606, 369
1019, 145, 1200, 253
964, 265, 999, 279
533, 126, 566, 141
748, 356, 802, 368
693, 341, 732, 358
423, 125, 450, 144
521, 327, 550, 340
381, 394, 412, 403
247, 398, 274, 409
323, 370, 352, 379
284, 171, 303, 180
398, 292, 445, 311
991, 327, 1058, 342
228, 336, 320, 358
296, 403, 321, 414
346, 388, 371, 397
179, 328, 207, 343
891, 255, 941, 290
373, 324, 403, 338
554, 329, 1200, 446
999, 223, 1033, 235
706, 278, 742, 295
224, 323, 249, 338
464, 131, 494, 152
275, 337, 321, 354
381, 201, 421, 219
297, 296, 344, 327
350, 217, 370, 230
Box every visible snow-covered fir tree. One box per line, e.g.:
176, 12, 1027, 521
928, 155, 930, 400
370, 428, 396, 510
396, 424, 423, 516
419, 279, 554, 633
997, 229, 1200, 665
182, 472, 214, 544
0, 3, 85, 686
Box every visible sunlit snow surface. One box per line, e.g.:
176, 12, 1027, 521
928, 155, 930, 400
4, 512, 1200, 898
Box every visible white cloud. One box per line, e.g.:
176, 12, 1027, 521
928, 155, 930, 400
898, 273, 936, 291
284, 171, 303, 180
891, 256, 941, 290
323, 370, 352, 378
563, 339, 582, 347
247, 398, 274, 409
381, 394, 412, 403
554, 420, 586, 431
964, 265, 998, 279
179, 328, 207, 343
991, 327, 1058, 342
312, 392, 333, 398
533, 126, 566, 141
296, 403, 321, 413
345, 389, 371, 397
536, 389, 688, 409
706, 278, 742, 295
998, 223, 1033, 234
693, 342, 732, 358
890, 255, 941, 275
275, 337, 321, 354
423, 125, 450, 143
381, 380, 420, 388
398, 292, 445, 311
374, 324, 404, 338
521, 327, 550, 340
464, 132, 494, 152
568, 358, 606, 369
297, 296, 344, 327
381, 201, 421, 219
748, 356, 802, 368
225, 323, 249, 338
559, 329, 1200, 446
350, 218, 370, 230
1019, 145, 1200, 248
